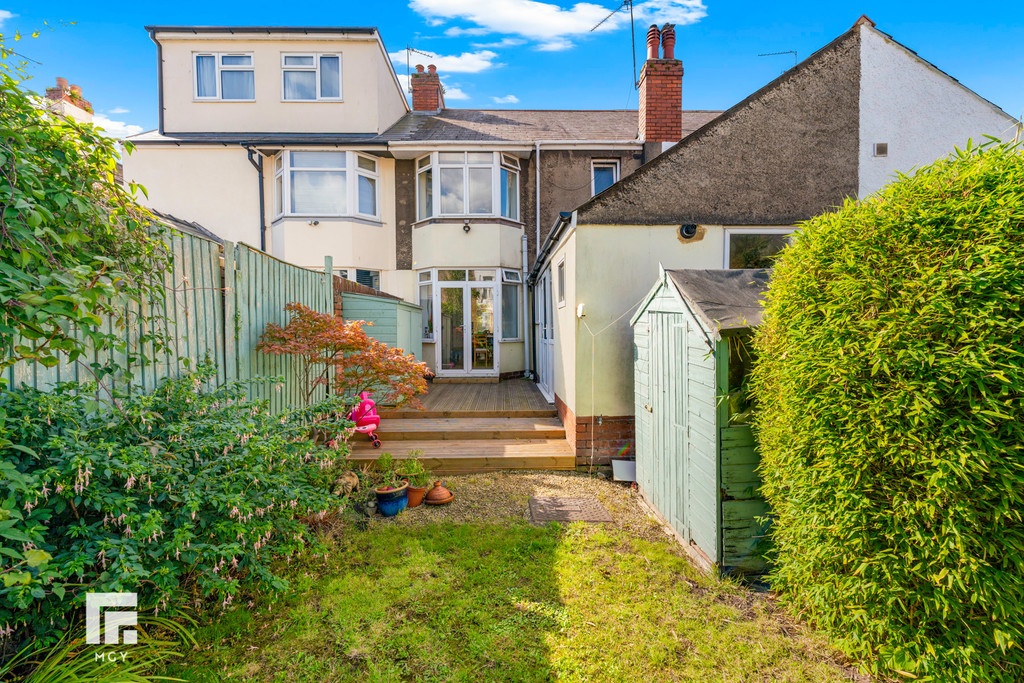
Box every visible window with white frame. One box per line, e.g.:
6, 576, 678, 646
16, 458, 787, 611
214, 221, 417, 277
501, 269, 522, 340
337, 268, 381, 290
415, 152, 521, 221
418, 270, 434, 340
281, 53, 342, 101
591, 160, 619, 196
273, 151, 380, 219
724, 228, 794, 269
557, 259, 566, 306
195, 53, 255, 101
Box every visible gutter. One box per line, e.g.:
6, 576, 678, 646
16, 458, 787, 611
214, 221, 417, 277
244, 146, 267, 252
147, 28, 164, 135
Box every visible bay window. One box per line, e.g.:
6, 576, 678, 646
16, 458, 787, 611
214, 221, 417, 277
195, 53, 255, 101
415, 152, 521, 221
282, 53, 342, 101
273, 151, 380, 219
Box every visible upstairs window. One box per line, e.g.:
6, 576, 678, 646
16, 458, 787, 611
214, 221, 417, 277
592, 160, 619, 196
195, 53, 254, 101
273, 151, 380, 219
282, 53, 342, 101
415, 152, 521, 221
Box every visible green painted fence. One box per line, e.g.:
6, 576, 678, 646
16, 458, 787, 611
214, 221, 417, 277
4, 233, 334, 411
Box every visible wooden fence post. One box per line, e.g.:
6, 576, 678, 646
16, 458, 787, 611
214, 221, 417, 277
223, 241, 236, 383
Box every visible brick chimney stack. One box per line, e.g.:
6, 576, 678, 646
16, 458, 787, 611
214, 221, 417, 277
411, 64, 445, 113
44, 76, 92, 112
638, 23, 683, 144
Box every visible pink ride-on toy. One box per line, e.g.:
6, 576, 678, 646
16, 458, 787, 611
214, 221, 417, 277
348, 391, 382, 448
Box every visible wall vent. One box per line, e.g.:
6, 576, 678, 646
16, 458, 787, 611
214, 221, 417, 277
874, 143, 889, 157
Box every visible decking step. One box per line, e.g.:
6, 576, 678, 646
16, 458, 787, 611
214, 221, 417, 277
349, 438, 575, 473
380, 408, 557, 419
373, 417, 564, 441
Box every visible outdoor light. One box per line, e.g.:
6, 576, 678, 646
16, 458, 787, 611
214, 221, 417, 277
463, 220, 471, 233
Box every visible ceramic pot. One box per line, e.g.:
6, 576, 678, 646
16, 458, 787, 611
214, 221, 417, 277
374, 481, 409, 517
406, 483, 429, 508
424, 481, 454, 505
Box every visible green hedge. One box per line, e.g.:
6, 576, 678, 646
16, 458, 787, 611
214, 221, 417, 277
750, 141, 1024, 681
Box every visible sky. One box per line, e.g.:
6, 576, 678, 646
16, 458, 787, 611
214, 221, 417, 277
2, 0, 1022, 138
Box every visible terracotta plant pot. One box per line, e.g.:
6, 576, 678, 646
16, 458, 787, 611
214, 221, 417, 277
424, 481, 454, 505
374, 481, 409, 517
406, 483, 429, 508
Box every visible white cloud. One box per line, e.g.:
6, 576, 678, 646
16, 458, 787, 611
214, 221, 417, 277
471, 37, 526, 48
445, 26, 490, 37
443, 81, 470, 100
409, 0, 706, 48
0, 10, 15, 28
396, 73, 411, 94
93, 114, 144, 140
107, 107, 130, 114
491, 94, 519, 104
388, 48, 501, 73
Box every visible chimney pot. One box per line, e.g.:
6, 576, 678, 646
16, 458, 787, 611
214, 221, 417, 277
415, 64, 425, 73
427, 64, 437, 74
412, 64, 444, 112
645, 24, 660, 61
55, 76, 69, 90
661, 24, 676, 60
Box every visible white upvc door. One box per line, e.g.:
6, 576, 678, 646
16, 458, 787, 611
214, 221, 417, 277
535, 269, 554, 401
435, 281, 498, 377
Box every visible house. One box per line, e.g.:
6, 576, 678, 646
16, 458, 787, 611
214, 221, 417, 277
631, 268, 769, 574
529, 16, 1022, 467
42, 76, 94, 124
122, 24, 721, 381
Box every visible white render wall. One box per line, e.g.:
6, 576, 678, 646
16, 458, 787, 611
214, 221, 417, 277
858, 25, 1020, 198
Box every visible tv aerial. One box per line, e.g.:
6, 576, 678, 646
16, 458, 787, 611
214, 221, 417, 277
590, 0, 640, 89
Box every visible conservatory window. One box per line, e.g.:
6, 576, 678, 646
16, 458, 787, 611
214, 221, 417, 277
418, 270, 434, 340
501, 269, 522, 340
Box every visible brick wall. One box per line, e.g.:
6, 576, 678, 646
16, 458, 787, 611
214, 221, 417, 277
556, 394, 635, 466
638, 59, 684, 143
411, 65, 444, 112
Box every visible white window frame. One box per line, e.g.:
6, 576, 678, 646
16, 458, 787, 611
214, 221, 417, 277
280, 52, 343, 102
556, 258, 566, 307
500, 269, 523, 341
273, 150, 381, 220
414, 152, 522, 222
193, 53, 255, 101
418, 270, 434, 341
722, 227, 795, 269
591, 159, 620, 196
337, 267, 381, 290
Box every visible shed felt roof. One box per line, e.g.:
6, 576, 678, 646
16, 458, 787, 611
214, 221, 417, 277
666, 269, 770, 333
151, 210, 224, 244
381, 109, 721, 143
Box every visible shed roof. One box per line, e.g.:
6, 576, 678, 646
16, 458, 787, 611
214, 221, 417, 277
151, 209, 224, 244
666, 269, 769, 334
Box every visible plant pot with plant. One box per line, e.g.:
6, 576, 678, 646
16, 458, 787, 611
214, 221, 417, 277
373, 453, 409, 517
398, 453, 432, 508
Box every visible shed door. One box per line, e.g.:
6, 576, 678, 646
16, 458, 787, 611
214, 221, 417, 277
650, 312, 689, 542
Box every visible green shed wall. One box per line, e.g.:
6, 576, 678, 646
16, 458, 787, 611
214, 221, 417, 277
341, 292, 423, 361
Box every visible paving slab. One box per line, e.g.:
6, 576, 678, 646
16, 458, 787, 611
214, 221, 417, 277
528, 496, 614, 523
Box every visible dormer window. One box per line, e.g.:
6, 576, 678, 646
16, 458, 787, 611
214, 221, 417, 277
415, 152, 520, 221
281, 53, 342, 101
194, 53, 254, 101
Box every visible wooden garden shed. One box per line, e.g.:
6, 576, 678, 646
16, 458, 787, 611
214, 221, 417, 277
631, 268, 769, 575
341, 291, 423, 361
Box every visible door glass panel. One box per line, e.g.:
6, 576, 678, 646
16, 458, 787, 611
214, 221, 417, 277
470, 287, 494, 371
440, 287, 465, 371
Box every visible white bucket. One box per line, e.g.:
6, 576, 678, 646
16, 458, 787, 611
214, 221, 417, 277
611, 458, 636, 482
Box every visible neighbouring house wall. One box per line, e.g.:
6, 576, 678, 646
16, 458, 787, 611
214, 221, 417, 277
577, 28, 861, 226
123, 145, 259, 244
858, 25, 1021, 197
157, 33, 405, 134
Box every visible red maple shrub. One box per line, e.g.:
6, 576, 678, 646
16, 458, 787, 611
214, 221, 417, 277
256, 302, 429, 406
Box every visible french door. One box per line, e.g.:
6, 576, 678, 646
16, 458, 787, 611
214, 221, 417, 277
535, 269, 554, 401
437, 282, 497, 376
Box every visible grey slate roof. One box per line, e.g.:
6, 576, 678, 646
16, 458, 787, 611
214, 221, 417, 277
151, 210, 224, 244
666, 269, 770, 332
381, 109, 721, 143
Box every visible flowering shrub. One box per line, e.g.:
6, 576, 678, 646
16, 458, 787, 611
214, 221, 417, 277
0, 363, 351, 650
257, 302, 429, 406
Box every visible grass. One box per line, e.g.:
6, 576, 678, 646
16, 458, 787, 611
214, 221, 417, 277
165, 520, 860, 682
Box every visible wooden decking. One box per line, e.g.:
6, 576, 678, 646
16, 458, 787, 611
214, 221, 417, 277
353, 379, 571, 473
381, 378, 554, 418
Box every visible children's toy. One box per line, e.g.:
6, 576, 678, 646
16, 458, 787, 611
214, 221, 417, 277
348, 391, 382, 448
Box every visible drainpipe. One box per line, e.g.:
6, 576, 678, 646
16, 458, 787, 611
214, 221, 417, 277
522, 233, 531, 379
245, 146, 267, 252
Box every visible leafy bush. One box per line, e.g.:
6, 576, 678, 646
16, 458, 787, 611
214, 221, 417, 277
750, 141, 1024, 681
0, 364, 351, 652
257, 302, 429, 405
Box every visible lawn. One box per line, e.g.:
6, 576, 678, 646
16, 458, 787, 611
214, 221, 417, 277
165, 473, 863, 682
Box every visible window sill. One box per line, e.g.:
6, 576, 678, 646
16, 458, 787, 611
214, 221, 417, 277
279, 99, 345, 103
272, 215, 383, 227
192, 98, 256, 103
412, 217, 525, 229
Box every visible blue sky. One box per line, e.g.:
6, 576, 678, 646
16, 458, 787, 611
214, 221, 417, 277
3, 1, 1022, 137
